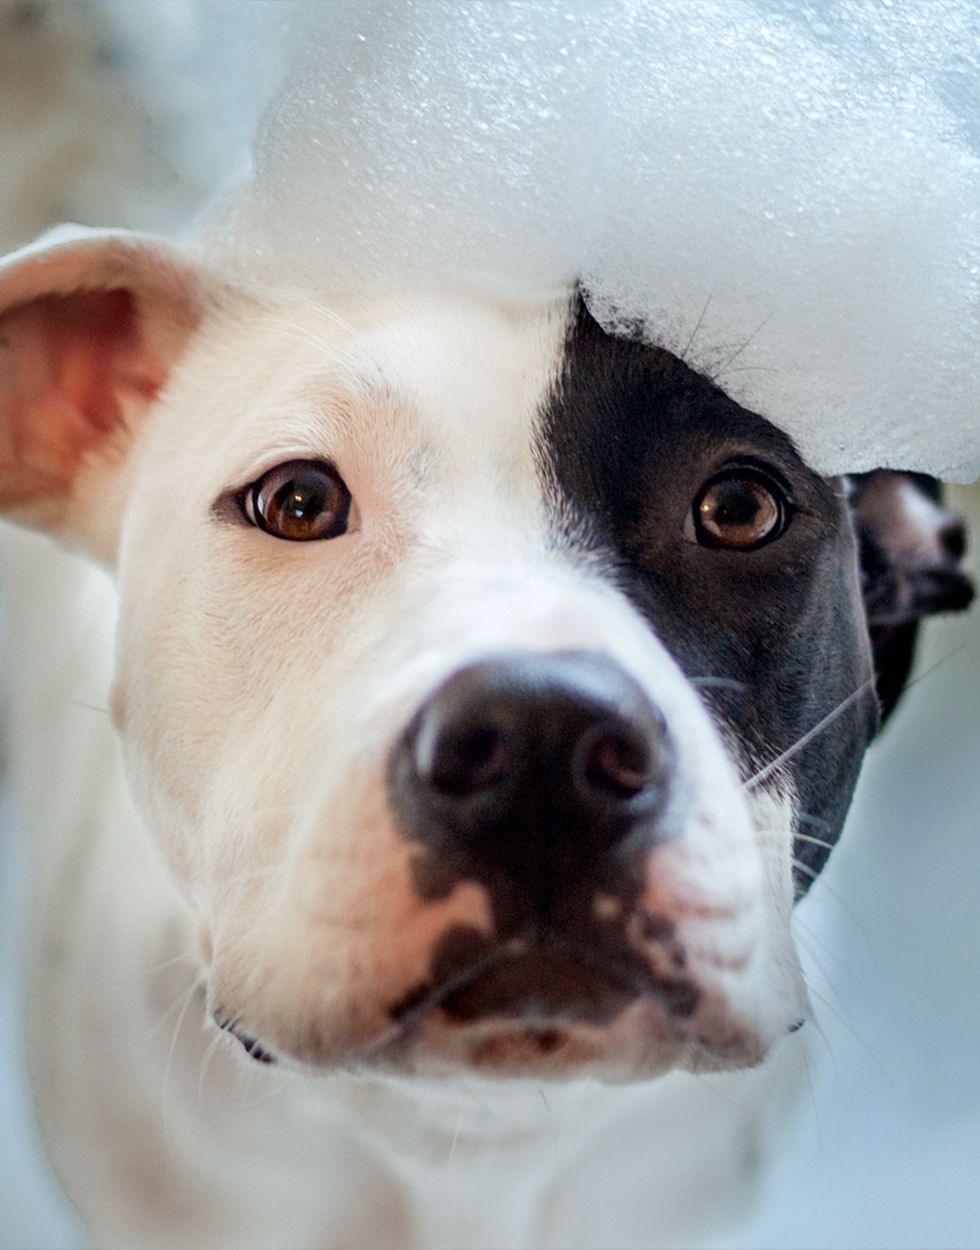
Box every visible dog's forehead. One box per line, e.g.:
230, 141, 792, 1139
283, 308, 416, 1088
170, 289, 572, 500
322, 291, 569, 408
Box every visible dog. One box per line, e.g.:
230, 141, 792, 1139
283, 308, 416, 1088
0, 222, 972, 1249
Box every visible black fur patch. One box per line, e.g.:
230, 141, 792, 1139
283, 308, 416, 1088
536, 297, 880, 891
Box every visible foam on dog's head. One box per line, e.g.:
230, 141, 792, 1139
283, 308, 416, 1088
200, 0, 980, 482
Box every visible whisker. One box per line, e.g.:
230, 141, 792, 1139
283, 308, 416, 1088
445, 1108, 465, 1172
162, 979, 204, 1157
145, 975, 202, 1044
197, 1030, 225, 1108
679, 289, 714, 362
242, 285, 355, 336
756, 826, 836, 854
793, 919, 852, 985
899, 635, 978, 697
146, 951, 198, 977
743, 678, 875, 791
791, 859, 878, 966
67, 699, 110, 715
243, 317, 341, 364
792, 831, 836, 852
796, 811, 832, 833
238, 1068, 295, 1108
800, 1042, 824, 1156
709, 313, 772, 378
280, 288, 357, 334
806, 983, 893, 1089
689, 677, 747, 692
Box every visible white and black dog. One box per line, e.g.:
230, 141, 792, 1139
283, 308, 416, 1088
0, 224, 972, 1249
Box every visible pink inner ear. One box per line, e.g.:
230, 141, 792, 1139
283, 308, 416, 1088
0, 287, 165, 512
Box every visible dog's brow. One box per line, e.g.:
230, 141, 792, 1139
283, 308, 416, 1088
299, 359, 415, 417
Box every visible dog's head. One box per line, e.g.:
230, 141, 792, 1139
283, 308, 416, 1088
1, 231, 972, 1079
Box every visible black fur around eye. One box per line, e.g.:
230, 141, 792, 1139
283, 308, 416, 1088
244, 460, 351, 542
689, 468, 790, 551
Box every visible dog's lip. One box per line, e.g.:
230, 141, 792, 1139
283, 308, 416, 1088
385, 935, 699, 1035
214, 1015, 277, 1064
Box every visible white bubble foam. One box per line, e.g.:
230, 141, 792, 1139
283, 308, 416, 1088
200, 0, 980, 481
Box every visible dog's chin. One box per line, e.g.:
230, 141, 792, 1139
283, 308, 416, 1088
238, 1007, 771, 1083
361, 1000, 773, 1082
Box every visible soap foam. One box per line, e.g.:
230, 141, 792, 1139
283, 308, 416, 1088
201, 0, 980, 481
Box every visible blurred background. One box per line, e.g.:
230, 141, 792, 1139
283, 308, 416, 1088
0, 2, 977, 1247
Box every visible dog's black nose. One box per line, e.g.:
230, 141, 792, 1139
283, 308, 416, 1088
388, 651, 672, 891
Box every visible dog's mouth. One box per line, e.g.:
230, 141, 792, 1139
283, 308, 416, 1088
214, 936, 707, 1075
373, 938, 704, 1075
389, 936, 699, 1031
214, 1015, 276, 1065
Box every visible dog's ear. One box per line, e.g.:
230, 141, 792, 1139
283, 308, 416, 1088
0, 225, 217, 561
851, 470, 974, 726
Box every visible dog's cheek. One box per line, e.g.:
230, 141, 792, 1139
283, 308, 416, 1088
207, 787, 497, 1065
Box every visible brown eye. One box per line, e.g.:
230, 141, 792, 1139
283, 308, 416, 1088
691, 470, 789, 551
245, 460, 351, 542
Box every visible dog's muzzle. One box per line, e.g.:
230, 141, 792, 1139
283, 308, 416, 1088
211, 651, 793, 1072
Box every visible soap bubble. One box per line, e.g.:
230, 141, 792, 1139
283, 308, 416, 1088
200, 0, 980, 481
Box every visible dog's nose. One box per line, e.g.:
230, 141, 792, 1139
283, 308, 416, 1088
388, 651, 673, 889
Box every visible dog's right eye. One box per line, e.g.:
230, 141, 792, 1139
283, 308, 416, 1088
243, 460, 352, 542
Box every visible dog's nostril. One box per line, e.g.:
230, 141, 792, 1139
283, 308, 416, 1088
581, 725, 653, 799
391, 651, 674, 891
426, 723, 511, 797
939, 515, 967, 561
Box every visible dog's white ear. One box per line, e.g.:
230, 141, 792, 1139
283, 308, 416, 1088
0, 225, 216, 561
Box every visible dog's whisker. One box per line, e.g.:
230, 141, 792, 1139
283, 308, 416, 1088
898, 634, 980, 698
743, 678, 876, 791
279, 288, 357, 334
791, 855, 828, 883
791, 831, 836, 852
688, 676, 747, 691
805, 983, 893, 1089
162, 979, 204, 1159
799, 1043, 824, 1152
197, 1030, 225, 1108
757, 831, 835, 857
67, 698, 110, 715
444, 1108, 466, 1172
146, 951, 198, 977
248, 318, 342, 364
679, 289, 714, 362
237, 1067, 296, 1108
135, 903, 196, 947
790, 859, 878, 965
243, 285, 356, 336
708, 313, 772, 379
691, 1073, 746, 1112
792, 915, 853, 980
144, 975, 203, 1045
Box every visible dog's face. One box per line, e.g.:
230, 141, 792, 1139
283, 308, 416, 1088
0, 232, 971, 1081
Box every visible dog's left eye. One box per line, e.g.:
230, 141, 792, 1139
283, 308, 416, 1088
243, 460, 352, 542
687, 468, 790, 551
